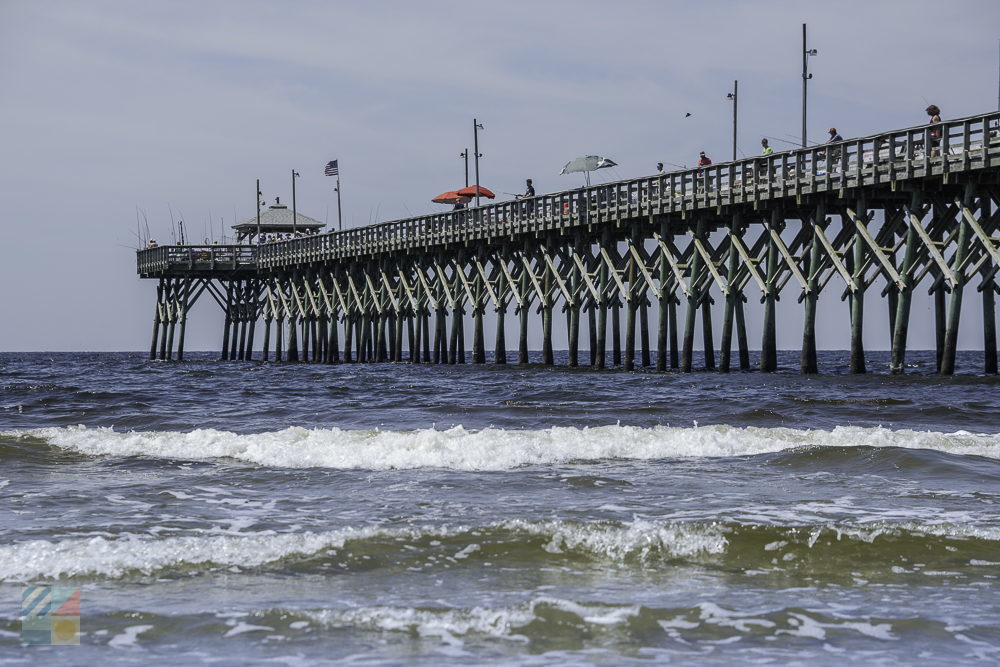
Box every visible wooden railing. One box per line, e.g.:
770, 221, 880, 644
139, 111, 1000, 275
137, 245, 256, 275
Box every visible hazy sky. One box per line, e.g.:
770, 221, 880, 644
1, 0, 998, 352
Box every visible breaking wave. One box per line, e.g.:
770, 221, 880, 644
3, 423, 1000, 470
3, 518, 997, 582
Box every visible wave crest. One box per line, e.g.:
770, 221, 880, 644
3, 518, 997, 583
4, 423, 999, 470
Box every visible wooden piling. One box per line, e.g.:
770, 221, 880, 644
262, 316, 271, 362
542, 269, 554, 366
150, 281, 163, 360
941, 188, 974, 375
588, 306, 597, 366
612, 302, 622, 366
735, 298, 750, 370
982, 196, 998, 374
275, 315, 284, 362
682, 220, 706, 372
801, 207, 824, 374
889, 205, 920, 374
849, 202, 867, 374
761, 211, 780, 372
624, 297, 636, 371
596, 259, 608, 369
701, 299, 715, 370
640, 299, 651, 367
343, 315, 353, 362
220, 282, 233, 361
518, 269, 530, 364
720, 220, 740, 372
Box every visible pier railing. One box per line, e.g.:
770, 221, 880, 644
139, 111, 1000, 275
137, 245, 256, 276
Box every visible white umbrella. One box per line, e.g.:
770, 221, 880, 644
560, 155, 618, 186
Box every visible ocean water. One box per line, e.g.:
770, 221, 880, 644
1, 350, 998, 665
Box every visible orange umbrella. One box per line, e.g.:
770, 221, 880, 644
432, 191, 466, 204
456, 185, 496, 199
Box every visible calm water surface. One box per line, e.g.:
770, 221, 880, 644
1, 351, 998, 664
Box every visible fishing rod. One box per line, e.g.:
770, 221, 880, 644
781, 132, 823, 146
766, 135, 819, 148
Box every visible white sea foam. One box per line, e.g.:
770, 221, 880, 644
303, 596, 639, 641
517, 518, 728, 561
300, 597, 900, 645
7, 423, 1000, 471
4, 515, 994, 583
108, 624, 153, 649
0, 518, 728, 581
0, 525, 411, 581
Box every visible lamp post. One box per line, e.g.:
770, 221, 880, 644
459, 149, 469, 187
726, 80, 738, 161
473, 119, 483, 207
256, 178, 262, 241
802, 23, 818, 148
291, 169, 300, 234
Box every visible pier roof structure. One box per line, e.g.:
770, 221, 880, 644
232, 202, 324, 242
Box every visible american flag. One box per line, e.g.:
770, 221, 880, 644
324, 160, 339, 176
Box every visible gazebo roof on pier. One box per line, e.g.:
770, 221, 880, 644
233, 201, 324, 233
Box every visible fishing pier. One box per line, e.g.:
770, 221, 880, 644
137, 112, 1000, 374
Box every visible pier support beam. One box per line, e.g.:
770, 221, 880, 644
801, 206, 825, 374
761, 211, 781, 372
682, 220, 706, 372
890, 201, 921, 374
940, 187, 975, 375
849, 201, 867, 374
982, 196, 998, 374
719, 219, 740, 373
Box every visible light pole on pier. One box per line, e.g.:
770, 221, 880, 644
460, 149, 469, 187
292, 170, 300, 234
256, 179, 262, 242
726, 79, 738, 161
802, 23, 818, 148
473, 119, 483, 207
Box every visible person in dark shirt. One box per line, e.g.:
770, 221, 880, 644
515, 179, 535, 216
827, 127, 843, 142
515, 179, 535, 198
926, 105, 942, 156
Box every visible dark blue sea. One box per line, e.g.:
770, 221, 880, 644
1, 350, 998, 665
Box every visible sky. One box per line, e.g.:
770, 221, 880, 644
0, 0, 998, 352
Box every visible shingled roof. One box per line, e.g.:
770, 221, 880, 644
232, 201, 324, 232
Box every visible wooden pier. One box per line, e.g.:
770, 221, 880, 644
137, 111, 1000, 373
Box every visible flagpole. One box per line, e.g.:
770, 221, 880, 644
336, 176, 343, 231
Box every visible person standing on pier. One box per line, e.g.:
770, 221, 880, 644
926, 104, 942, 156
656, 162, 665, 174
754, 139, 774, 182
515, 178, 535, 199
697, 151, 712, 192
515, 179, 535, 216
